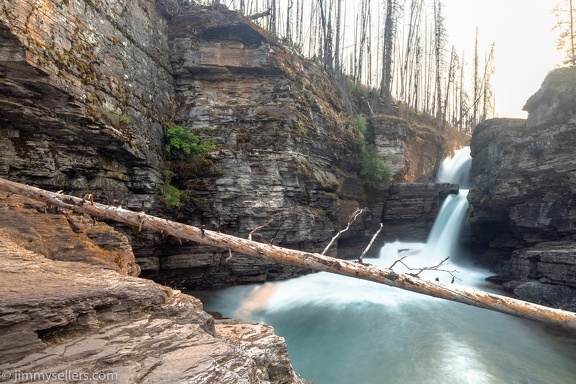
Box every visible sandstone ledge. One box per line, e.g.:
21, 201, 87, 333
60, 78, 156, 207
0, 195, 305, 383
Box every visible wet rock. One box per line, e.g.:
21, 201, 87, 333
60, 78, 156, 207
484, 275, 516, 285
382, 183, 459, 242
511, 280, 576, 312
511, 242, 576, 287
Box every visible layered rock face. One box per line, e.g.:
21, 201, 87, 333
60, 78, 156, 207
468, 67, 576, 310
369, 115, 447, 183
0, 0, 369, 287
0, 0, 172, 205
0, 194, 305, 383
138, 7, 372, 286
0, 0, 456, 288
382, 183, 459, 242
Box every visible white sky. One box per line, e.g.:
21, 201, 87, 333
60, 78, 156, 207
442, 0, 564, 118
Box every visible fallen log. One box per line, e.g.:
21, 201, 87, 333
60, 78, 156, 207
1, 177, 575, 330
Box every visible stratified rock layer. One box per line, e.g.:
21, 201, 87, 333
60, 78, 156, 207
0, 0, 458, 288
468, 67, 576, 310
139, 6, 372, 286
0, 0, 171, 203
369, 115, 447, 183
383, 183, 460, 242
0, 194, 305, 383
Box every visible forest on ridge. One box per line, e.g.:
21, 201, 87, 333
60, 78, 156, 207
206, 0, 499, 133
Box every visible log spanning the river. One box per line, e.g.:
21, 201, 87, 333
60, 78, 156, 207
1, 177, 576, 331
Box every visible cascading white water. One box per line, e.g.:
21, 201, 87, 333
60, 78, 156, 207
193, 147, 576, 384
429, 146, 472, 260
380, 147, 479, 284
436, 146, 472, 188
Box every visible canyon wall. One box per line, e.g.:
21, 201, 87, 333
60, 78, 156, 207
0, 0, 171, 203
146, 6, 366, 287
468, 67, 576, 310
0, 0, 456, 288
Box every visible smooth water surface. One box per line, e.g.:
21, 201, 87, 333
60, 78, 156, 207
195, 250, 576, 384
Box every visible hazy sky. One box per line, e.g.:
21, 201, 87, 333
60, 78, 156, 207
442, 0, 564, 118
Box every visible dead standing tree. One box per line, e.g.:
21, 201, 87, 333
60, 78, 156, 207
1, 177, 576, 331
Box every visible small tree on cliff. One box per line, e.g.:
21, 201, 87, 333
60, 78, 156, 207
554, 0, 576, 66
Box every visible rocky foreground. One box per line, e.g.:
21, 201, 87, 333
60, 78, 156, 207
0, 194, 306, 383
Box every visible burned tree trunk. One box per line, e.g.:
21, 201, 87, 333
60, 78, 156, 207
1, 177, 575, 331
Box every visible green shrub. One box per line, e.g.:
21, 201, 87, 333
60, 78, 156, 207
161, 170, 186, 209
360, 148, 392, 187
293, 121, 308, 136
350, 81, 370, 98
352, 116, 367, 136
103, 111, 130, 127
164, 122, 216, 158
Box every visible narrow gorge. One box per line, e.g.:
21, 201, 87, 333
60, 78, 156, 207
1, 0, 576, 383
0, 1, 461, 381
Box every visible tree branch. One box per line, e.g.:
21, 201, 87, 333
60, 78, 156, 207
358, 222, 383, 263
321, 207, 368, 255
248, 217, 276, 241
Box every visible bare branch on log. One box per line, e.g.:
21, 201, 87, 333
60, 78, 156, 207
392, 256, 461, 281
389, 255, 408, 270
1, 178, 576, 330
358, 223, 383, 263
322, 207, 368, 255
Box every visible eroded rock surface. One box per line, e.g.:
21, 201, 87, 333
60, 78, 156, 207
468, 67, 576, 309
382, 183, 459, 242
0, 195, 305, 383
0, 194, 140, 276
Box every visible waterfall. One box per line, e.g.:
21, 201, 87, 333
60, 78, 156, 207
436, 146, 472, 188
193, 147, 576, 384
428, 147, 472, 262
380, 146, 473, 282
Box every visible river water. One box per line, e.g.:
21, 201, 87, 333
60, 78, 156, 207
192, 148, 576, 384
